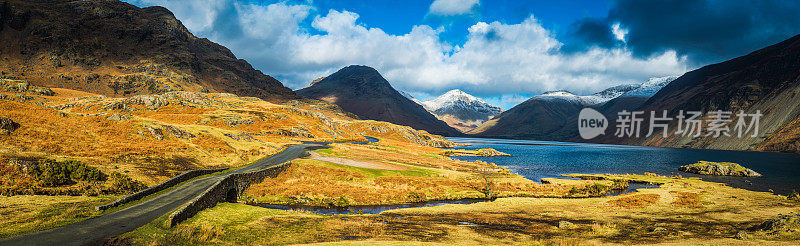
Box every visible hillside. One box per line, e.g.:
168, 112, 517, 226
421, 89, 503, 132
597, 34, 800, 153
0, 81, 454, 185
470, 91, 585, 140
296, 65, 461, 136
469, 76, 676, 140
0, 0, 297, 101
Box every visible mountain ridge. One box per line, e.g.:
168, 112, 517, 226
296, 65, 462, 136
0, 0, 297, 101
420, 89, 503, 132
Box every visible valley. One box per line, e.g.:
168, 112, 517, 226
1, 0, 799, 245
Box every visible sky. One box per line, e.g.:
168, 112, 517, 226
123, 0, 800, 110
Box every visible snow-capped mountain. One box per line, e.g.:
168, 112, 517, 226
420, 89, 503, 132
619, 75, 678, 98
531, 75, 679, 106
470, 75, 678, 139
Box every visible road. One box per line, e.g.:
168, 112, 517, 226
0, 144, 318, 246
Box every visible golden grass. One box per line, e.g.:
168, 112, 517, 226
609, 193, 661, 209
0, 195, 114, 238
125, 173, 800, 245
671, 192, 705, 208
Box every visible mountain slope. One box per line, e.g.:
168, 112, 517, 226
597, 34, 800, 153
296, 65, 461, 136
421, 89, 502, 132
470, 91, 585, 139
0, 0, 297, 101
471, 77, 676, 140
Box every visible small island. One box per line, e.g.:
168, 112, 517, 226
679, 161, 762, 177
441, 148, 511, 157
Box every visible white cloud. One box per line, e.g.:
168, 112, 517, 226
429, 0, 480, 16
125, 0, 687, 102
612, 23, 628, 42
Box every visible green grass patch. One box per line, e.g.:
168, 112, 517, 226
0, 195, 116, 238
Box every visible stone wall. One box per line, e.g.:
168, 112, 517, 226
166, 162, 292, 227
96, 168, 229, 211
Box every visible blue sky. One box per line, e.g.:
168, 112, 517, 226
124, 0, 800, 110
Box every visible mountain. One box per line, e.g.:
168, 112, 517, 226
595, 34, 800, 153
0, 0, 296, 101
470, 77, 676, 140
469, 90, 585, 139
296, 65, 461, 136
421, 89, 503, 132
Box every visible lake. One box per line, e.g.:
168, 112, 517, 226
447, 137, 800, 195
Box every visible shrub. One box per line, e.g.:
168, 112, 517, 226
28, 159, 106, 187
106, 172, 147, 194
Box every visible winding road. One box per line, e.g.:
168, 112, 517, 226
1, 144, 321, 246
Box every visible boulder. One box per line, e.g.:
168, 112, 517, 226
163, 125, 195, 139
0, 79, 54, 96
678, 161, 761, 177
106, 113, 131, 121
558, 221, 576, 229
145, 126, 164, 140
753, 214, 800, 232
0, 116, 20, 134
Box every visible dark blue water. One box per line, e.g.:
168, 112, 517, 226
448, 137, 800, 195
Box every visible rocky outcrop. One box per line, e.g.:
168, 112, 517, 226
106, 113, 131, 121
751, 213, 800, 232
678, 161, 762, 177
441, 148, 511, 157
0, 79, 55, 96
163, 125, 195, 139
0, 116, 20, 134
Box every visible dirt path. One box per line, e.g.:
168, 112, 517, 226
0, 144, 320, 246
306, 152, 409, 170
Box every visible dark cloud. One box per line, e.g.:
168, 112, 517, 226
569, 0, 800, 65
563, 18, 623, 52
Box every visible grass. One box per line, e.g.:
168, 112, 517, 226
246, 141, 632, 207
125, 172, 800, 245
0, 195, 115, 238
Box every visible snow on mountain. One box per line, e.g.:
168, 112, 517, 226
422, 89, 502, 114
620, 75, 678, 98
421, 89, 503, 132
533, 76, 679, 106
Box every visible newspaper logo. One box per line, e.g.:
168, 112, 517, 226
578, 108, 607, 139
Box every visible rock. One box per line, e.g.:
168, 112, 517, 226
224, 117, 255, 127
163, 125, 195, 139
0, 116, 20, 134
558, 221, 576, 229
145, 126, 164, 140
735, 230, 748, 239
124, 95, 168, 108
106, 113, 131, 121
224, 132, 256, 142
678, 161, 761, 177
0, 79, 54, 96
753, 214, 800, 232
